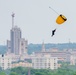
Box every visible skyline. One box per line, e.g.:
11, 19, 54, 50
0, 0, 76, 45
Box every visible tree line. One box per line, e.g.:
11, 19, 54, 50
0, 63, 76, 75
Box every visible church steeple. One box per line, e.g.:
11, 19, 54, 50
42, 41, 45, 52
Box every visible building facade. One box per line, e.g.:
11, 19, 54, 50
7, 26, 28, 55
32, 55, 58, 70
12, 61, 32, 68
0, 54, 12, 70
19, 38, 28, 55
35, 48, 71, 62
70, 50, 76, 65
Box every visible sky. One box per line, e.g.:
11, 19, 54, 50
0, 0, 76, 45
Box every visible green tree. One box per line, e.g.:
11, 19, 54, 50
0, 72, 6, 75
10, 72, 18, 75
35, 72, 45, 75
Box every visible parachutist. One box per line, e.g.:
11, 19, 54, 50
51, 29, 56, 37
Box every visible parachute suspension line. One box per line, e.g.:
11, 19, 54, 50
49, 6, 59, 15
55, 25, 59, 29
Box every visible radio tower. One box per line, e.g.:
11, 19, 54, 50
11, 12, 15, 28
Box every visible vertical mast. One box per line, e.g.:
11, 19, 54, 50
12, 13, 15, 28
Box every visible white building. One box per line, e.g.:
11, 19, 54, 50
69, 50, 76, 65
70, 54, 76, 65
0, 53, 25, 70
32, 54, 58, 70
0, 54, 12, 70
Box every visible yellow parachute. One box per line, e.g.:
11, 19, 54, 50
56, 14, 67, 24
49, 7, 67, 25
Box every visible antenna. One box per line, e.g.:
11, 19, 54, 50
49, 6, 59, 15
11, 12, 15, 28
69, 39, 71, 43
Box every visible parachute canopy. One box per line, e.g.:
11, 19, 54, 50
56, 14, 67, 24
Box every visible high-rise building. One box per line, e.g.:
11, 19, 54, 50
10, 26, 21, 54
7, 13, 28, 55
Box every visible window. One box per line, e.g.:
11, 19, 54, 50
8, 63, 10, 66
2, 63, 4, 66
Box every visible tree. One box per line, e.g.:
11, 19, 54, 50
10, 72, 18, 75
35, 72, 45, 75
0, 72, 6, 75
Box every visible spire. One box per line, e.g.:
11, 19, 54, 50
68, 39, 71, 50
11, 12, 15, 28
42, 41, 45, 52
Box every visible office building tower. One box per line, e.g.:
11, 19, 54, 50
7, 13, 28, 55
10, 26, 21, 54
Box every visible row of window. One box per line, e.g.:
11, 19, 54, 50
0, 63, 11, 66
32, 63, 57, 66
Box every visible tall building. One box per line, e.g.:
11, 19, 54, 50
10, 26, 21, 54
7, 13, 28, 55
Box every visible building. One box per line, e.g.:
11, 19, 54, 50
7, 13, 28, 55
35, 43, 71, 62
7, 40, 11, 53
70, 50, 76, 65
10, 26, 21, 54
0, 54, 12, 70
35, 50, 71, 62
32, 54, 58, 70
12, 61, 32, 68
19, 38, 28, 55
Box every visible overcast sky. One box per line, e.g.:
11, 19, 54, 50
0, 0, 76, 45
